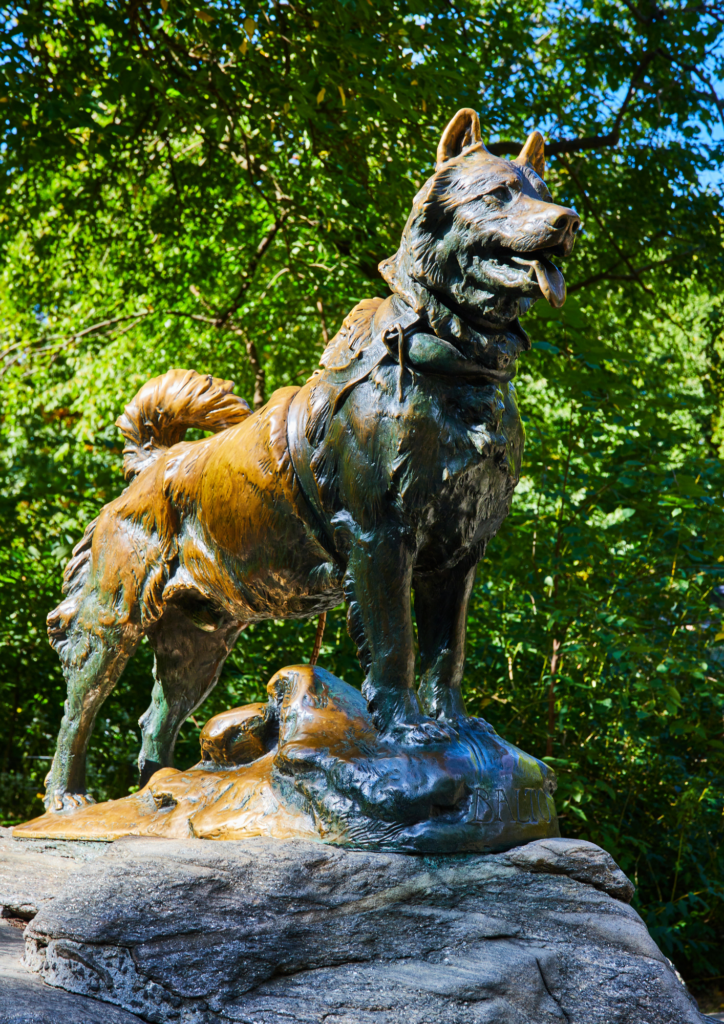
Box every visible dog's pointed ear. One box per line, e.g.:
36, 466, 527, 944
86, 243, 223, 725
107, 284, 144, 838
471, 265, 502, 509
514, 131, 546, 178
437, 109, 484, 166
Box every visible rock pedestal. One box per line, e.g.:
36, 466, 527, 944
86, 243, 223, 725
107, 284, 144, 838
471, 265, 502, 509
1, 829, 711, 1024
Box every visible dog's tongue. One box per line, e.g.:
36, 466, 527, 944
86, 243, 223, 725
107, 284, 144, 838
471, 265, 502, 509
512, 255, 566, 308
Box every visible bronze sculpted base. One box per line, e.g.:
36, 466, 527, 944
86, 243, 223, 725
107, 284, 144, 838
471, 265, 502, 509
16, 665, 558, 850
17, 108, 579, 852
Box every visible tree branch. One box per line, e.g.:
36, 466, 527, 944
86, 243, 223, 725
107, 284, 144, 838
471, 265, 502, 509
244, 335, 266, 410
487, 131, 622, 158
217, 211, 289, 326
1, 311, 153, 380
557, 156, 654, 296
316, 296, 329, 346
163, 309, 266, 408
653, 46, 724, 131
488, 53, 652, 158
68, 311, 152, 341
568, 254, 682, 293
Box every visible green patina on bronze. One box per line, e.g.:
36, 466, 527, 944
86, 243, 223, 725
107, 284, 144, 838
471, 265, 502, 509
20, 109, 580, 851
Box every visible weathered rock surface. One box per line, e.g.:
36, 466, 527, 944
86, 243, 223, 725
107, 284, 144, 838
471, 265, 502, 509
0, 825, 107, 922
0, 828, 143, 1023
1, 919, 145, 1024
8, 833, 709, 1024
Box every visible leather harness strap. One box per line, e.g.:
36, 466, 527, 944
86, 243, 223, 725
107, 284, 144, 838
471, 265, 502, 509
284, 294, 512, 564
286, 301, 422, 563
286, 388, 341, 565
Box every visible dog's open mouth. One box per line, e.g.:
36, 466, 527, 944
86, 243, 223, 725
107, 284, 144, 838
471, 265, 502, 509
472, 246, 567, 309
510, 252, 565, 308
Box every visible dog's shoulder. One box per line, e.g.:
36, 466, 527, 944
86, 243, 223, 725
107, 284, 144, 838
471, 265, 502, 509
295, 293, 423, 458
318, 297, 384, 372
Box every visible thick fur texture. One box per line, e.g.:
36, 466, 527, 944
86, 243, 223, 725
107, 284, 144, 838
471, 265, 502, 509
43, 109, 579, 811
117, 369, 251, 478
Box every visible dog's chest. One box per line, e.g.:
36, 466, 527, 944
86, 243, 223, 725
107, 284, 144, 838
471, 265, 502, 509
313, 365, 524, 559
385, 375, 525, 556
400, 376, 522, 485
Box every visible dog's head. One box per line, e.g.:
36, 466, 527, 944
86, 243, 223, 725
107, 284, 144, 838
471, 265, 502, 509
380, 109, 580, 333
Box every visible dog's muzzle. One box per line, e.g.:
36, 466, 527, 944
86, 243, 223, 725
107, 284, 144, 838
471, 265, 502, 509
509, 204, 581, 308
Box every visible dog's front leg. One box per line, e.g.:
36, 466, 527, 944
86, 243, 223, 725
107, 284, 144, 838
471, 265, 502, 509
345, 524, 453, 743
415, 560, 477, 723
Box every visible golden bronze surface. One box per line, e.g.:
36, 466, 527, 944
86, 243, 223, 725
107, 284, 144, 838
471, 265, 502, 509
21, 108, 580, 853
16, 665, 559, 851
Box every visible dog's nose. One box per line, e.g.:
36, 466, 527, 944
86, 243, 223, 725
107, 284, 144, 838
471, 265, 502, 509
553, 210, 580, 233
549, 207, 581, 254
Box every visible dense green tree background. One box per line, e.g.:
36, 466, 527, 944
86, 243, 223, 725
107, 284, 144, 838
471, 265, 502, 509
1, 0, 723, 996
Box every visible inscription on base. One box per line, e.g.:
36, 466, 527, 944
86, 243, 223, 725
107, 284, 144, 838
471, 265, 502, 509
472, 787, 553, 825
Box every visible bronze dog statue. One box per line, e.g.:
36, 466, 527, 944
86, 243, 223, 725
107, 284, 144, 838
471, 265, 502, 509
44, 108, 579, 811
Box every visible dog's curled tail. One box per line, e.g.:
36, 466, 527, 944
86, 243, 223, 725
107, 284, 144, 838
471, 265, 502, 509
116, 368, 252, 480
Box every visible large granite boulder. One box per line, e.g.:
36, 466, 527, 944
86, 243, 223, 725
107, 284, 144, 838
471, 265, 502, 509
0, 828, 107, 922
0, 828, 143, 1023
6, 832, 710, 1024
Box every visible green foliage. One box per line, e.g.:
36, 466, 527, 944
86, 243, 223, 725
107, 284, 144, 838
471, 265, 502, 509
465, 287, 724, 974
1, 0, 723, 985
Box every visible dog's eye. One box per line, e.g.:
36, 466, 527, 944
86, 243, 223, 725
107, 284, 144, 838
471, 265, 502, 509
488, 185, 512, 203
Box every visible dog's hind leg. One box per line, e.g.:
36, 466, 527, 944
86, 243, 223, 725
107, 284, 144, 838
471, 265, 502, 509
44, 621, 141, 812
138, 599, 244, 787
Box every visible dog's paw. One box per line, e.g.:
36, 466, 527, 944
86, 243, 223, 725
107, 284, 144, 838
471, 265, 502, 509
464, 715, 498, 736
45, 791, 96, 814
382, 715, 459, 747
